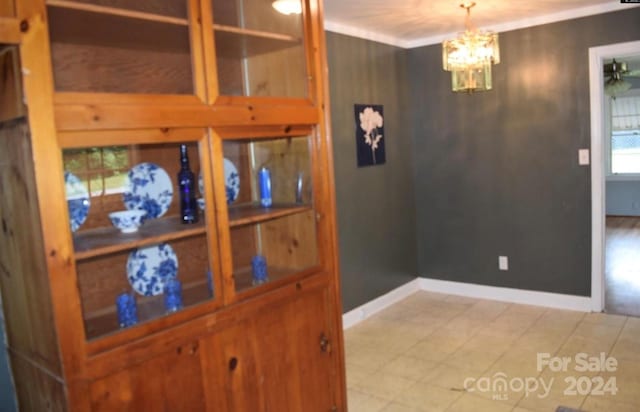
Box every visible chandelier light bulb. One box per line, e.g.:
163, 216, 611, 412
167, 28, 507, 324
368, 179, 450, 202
272, 0, 302, 15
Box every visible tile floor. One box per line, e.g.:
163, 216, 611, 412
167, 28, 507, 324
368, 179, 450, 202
345, 291, 640, 412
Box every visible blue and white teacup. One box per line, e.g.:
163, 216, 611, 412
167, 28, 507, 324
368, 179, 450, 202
108, 210, 147, 233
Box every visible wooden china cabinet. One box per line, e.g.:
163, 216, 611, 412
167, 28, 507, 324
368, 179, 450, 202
0, 0, 346, 410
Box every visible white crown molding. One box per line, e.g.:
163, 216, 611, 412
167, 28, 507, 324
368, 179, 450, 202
323, 20, 407, 48
325, 1, 640, 50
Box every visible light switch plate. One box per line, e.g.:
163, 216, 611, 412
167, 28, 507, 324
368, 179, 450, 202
498, 256, 508, 271
578, 149, 590, 165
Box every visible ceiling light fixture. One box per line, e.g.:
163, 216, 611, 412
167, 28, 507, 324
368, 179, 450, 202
272, 0, 302, 15
604, 59, 632, 98
442, 2, 500, 93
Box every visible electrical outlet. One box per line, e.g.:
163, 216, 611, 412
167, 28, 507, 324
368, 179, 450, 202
578, 149, 590, 166
498, 256, 509, 271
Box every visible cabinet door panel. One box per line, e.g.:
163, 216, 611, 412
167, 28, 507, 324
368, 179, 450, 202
201, 287, 335, 411
89, 342, 205, 411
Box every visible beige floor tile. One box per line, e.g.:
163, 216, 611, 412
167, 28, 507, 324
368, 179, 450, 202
611, 336, 640, 362
570, 321, 624, 345
394, 381, 464, 412
422, 363, 481, 392
506, 304, 548, 318
443, 294, 480, 306
439, 316, 489, 340
401, 291, 449, 305
378, 355, 441, 381
556, 336, 616, 360
445, 393, 514, 412
344, 293, 640, 412
347, 389, 390, 412
444, 346, 504, 374
354, 370, 417, 401
513, 327, 571, 353
582, 395, 639, 412
515, 392, 586, 412
380, 402, 422, 412
617, 323, 640, 344
486, 350, 544, 379
463, 299, 511, 320
346, 362, 376, 388
465, 330, 519, 352
347, 345, 398, 371
405, 332, 469, 362
582, 312, 627, 327
535, 309, 585, 330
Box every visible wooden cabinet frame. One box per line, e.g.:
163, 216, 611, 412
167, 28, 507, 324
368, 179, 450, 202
0, 0, 346, 410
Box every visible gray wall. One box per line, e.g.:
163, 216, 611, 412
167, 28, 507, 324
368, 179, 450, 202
607, 181, 640, 216
326, 32, 417, 311
410, 8, 640, 296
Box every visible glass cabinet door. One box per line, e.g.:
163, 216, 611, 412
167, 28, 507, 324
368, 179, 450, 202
210, 0, 308, 98
47, 0, 197, 94
221, 135, 319, 293
62, 141, 216, 340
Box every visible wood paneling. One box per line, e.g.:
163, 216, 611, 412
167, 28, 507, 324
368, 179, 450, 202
0, 119, 63, 377
51, 0, 188, 19
0, 47, 24, 121
8, 353, 67, 412
48, 6, 193, 94
0, 17, 21, 44
261, 209, 318, 270
0, 2, 15, 18
89, 341, 205, 411
201, 285, 335, 411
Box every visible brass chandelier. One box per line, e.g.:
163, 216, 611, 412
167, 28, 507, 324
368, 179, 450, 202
442, 2, 500, 92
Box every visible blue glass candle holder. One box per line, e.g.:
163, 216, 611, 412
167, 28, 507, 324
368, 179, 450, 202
116, 292, 138, 328
164, 278, 183, 313
251, 255, 268, 285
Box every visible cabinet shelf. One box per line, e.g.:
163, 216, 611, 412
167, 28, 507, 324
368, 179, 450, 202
84, 278, 212, 340
46, 0, 188, 26
228, 203, 311, 228
73, 216, 206, 260
213, 26, 301, 59
233, 265, 299, 292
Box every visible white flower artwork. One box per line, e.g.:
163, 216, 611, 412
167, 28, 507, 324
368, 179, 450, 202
355, 104, 385, 166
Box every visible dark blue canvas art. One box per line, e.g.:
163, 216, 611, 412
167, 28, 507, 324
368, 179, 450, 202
355, 104, 385, 167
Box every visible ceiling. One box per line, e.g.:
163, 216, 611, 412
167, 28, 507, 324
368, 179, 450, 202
322, 0, 639, 48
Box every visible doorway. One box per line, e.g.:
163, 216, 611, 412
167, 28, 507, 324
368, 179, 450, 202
589, 40, 640, 314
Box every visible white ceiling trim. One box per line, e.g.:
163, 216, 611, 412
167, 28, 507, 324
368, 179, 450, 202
323, 20, 407, 48
324, 1, 640, 50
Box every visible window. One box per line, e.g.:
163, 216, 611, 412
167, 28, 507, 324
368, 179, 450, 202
63, 147, 130, 196
609, 93, 640, 176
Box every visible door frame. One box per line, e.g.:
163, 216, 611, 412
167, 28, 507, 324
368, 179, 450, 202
589, 40, 640, 312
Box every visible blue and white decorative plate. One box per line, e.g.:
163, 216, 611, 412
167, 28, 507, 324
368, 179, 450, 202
224, 158, 240, 204
123, 163, 173, 219
64, 171, 90, 232
126, 243, 178, 296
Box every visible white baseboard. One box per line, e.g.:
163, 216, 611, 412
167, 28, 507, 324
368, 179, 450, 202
342, 279, 421, 329
419, 278, 592, 312
343, 277, 593, 329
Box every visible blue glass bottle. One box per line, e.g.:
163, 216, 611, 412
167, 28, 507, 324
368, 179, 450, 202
258, 167, 272, 208
178, 144, 198, 224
